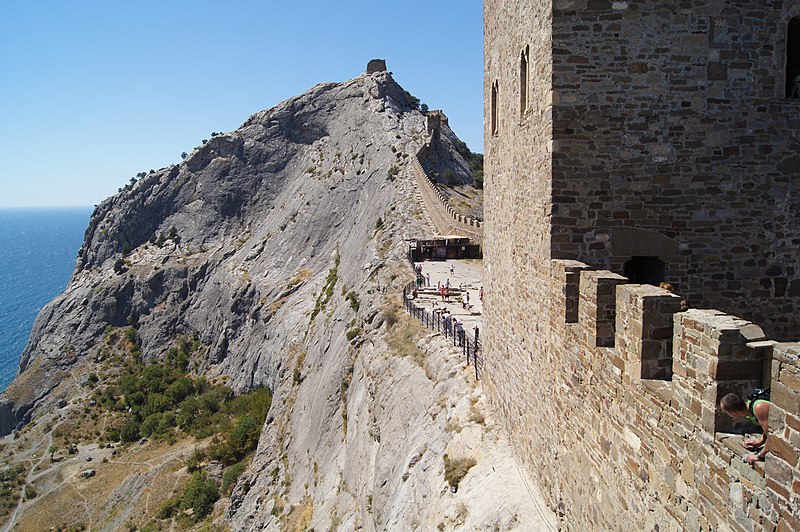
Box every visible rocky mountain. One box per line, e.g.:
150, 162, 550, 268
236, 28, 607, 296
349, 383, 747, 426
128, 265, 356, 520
4, 69, 425, 430
0, 65, 552, 530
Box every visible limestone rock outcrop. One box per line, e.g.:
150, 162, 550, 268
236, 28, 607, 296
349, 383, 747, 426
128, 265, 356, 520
0, 69, 548, 529
5, 71, 426, 426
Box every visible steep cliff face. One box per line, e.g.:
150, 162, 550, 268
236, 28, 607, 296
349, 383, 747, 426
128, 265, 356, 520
0, 68, 553, 530
4, 71, 426, 429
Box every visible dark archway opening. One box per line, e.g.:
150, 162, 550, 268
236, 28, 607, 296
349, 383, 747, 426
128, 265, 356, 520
786, 17, 800, 98
623, 256, 665, 286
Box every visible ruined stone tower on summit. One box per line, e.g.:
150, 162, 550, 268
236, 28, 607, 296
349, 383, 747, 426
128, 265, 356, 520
483, 1, 800, 530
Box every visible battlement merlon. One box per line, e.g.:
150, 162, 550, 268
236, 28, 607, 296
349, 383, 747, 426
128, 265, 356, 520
550, 258, 777, 431
616, 284, 681, 382
578, 269, 627, 349
551, 259, 591, 324
671, 309, 768, 437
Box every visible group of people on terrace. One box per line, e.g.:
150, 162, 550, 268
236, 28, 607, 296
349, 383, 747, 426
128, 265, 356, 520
408, 259, 484, 352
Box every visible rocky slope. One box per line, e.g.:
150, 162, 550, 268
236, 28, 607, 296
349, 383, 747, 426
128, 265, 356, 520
3, 69, 426, 430
0, 65, 553, 530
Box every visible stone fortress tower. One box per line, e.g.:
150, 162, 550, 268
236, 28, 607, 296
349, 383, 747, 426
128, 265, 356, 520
483, 1, 800, 530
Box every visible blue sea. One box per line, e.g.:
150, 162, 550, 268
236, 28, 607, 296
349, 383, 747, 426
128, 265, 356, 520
0, 207, 92, 391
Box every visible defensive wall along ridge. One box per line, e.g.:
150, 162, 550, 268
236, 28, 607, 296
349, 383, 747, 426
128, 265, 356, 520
411, 128, 483, 246
484, 257, 800, 531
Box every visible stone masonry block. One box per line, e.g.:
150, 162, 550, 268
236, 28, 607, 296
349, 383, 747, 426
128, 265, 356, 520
616, 284, 680, 381
551, 259, 591, 324
771, 381, 800, 414
773, 343, 800, 366
673, 309, 772, 435
580, 270, 627, 348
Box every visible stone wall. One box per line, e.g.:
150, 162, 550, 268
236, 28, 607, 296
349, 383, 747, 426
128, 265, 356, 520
485, 259, 800, 530
412, 146, 483, 244
483, 1, 800, 529
548, 1, 800, 340
366, 59, 387, 74
487, 0, 800, 340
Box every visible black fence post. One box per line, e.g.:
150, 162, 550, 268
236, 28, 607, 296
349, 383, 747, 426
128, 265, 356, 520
475, 342, 480, 381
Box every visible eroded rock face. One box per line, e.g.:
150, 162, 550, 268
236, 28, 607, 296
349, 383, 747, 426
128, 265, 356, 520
1, 70, 541, 531
4, 71, 428, 432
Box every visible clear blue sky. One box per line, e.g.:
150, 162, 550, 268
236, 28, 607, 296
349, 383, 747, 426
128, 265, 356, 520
0, 1, 484, 207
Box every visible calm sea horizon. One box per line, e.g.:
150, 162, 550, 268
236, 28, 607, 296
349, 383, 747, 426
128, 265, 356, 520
0, 206, 92, 391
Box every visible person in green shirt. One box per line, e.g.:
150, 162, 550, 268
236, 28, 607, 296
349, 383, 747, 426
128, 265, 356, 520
720, 393, 771, 465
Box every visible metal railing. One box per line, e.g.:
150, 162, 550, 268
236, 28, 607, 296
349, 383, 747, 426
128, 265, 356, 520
402, 282, 483, 380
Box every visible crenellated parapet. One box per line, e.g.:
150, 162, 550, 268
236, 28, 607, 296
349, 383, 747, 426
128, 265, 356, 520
411, 142, 483, 244
494, 257, 800, 530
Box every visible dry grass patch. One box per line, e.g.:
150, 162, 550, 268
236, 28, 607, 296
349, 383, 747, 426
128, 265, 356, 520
468, 397, 485, 425
386, 306, 433, 379
443, 454, 476, 492
283, 495, 313, 531
287, 268, 311, 289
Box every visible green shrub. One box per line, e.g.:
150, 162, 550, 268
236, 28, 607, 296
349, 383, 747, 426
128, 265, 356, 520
387, 166, 399, 181
229, 416, 259, 456
405, 91, 421, 109
346, 328, 361, 342
160, 471, 219, 521
183, 472, 219, 517
185, 448, 206, 472
120, 419, 141, 442
346, 291, 360, 312
94, 335, 272, 486
310, 258, 339, 322
472, 170, 484, 189
444, 169, 455, 187
222, 462, 246, 496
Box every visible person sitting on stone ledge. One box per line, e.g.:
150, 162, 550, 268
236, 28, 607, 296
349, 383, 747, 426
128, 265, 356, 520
719, 392, 772, 465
